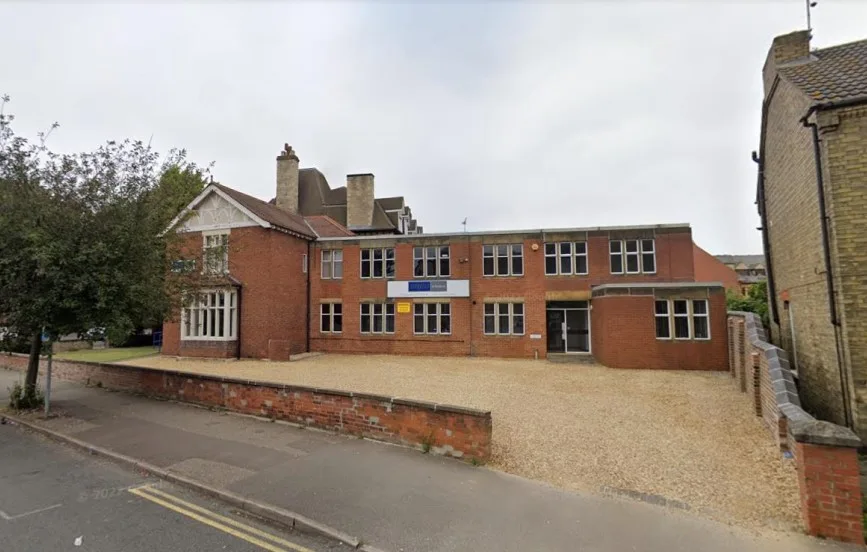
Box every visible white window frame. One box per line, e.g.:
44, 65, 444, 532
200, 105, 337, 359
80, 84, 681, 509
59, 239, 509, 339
320, 302, 343, 334
182, 289, 237, 341
545, 242, 589, 276
413, 302, 451, 335
624, 239, 640, 274
641, 239, 656, 274
483, 244, 523, 277
203, 232, 229, 274
413, 246, 450, 278
361, 248, 395, 279
360, 302, 395, 334
692, 299, 710, 340
654, 300, 671, 340
609, 240, 623, 274
321, 249, 343, 279
483, 302, 525, 336
672, 299, 691, 340
610, 238, 655, 275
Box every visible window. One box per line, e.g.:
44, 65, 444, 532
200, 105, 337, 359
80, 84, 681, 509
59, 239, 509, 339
692, 300, 709, 339
545, 242, 589, 276
203, 233, 229, 274
321, 250, 343, 279
302, 254, 308, 274
182, 290, 237, 340
483, 244, 523, 276
320, 303, 342, 333
360, 303, 395, 334
483, 303, 525, 335
610, 239, 655, 275
413, 303, 450, 335
673, 299, 690, 339
360, 248, 395, 279
413, 246, 450, 277
654, 300, 670, 339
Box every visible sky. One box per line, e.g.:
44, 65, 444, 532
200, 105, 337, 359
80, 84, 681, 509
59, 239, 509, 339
1, 1, 865, 254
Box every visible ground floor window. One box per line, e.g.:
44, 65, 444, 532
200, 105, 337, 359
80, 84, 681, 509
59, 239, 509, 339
654, 299, 709, 340
182, 289, 237, 340
360, 302, 395, 334
413, 303, 450, 335
320, 303, 343, 333
484, 303, 524, 335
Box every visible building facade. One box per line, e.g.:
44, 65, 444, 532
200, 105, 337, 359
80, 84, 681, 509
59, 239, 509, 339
757, 30, 867, 437
161, 147, 728, 371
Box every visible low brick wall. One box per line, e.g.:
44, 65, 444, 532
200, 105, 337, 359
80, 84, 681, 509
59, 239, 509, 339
0, 353, 492, 463
728, 312, 863, 544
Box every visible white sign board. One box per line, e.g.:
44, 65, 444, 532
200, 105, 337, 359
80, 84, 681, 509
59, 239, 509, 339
530, 334, 542, 340
387, 280, 470, 298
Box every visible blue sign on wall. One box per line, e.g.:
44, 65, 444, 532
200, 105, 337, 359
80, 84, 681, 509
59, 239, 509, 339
408, 281, 432, 292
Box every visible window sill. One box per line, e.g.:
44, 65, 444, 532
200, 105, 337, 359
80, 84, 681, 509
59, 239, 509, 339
481, 275, 524, 278
482, 333, 526, 338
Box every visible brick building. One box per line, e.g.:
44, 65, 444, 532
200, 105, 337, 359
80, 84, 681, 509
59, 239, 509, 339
161, 146, 728, 370
692, 244, 741, 292
756, 30, 867, 437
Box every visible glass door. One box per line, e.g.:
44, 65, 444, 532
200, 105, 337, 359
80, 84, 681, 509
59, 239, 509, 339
546, 309, 566, 353
565, 309, 590, 353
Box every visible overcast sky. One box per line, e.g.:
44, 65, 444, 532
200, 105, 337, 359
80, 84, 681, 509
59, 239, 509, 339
2, 2, 865, 253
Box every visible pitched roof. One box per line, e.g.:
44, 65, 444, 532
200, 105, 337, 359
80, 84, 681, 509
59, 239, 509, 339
779, 39, 867, 103
212, 183, 315, 238
715, 254, 765, 267
303, 215, 355, 237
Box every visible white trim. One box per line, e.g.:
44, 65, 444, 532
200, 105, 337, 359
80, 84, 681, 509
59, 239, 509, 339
594, 282, 725, 291
181, 289, 238, 341
162, 184, 273, 236
654, 299, 671, 340
672, 299, 691, 340
483, 302, 525, 336
692, 299, 711, 340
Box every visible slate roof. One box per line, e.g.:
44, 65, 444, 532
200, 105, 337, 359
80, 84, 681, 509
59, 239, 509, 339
779, 39, 867, 103
303, 215, 355, 237
213, 183, 316, 238
715, 254, 765, 267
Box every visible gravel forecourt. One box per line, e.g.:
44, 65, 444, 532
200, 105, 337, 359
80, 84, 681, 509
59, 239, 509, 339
123, 354, 801, 531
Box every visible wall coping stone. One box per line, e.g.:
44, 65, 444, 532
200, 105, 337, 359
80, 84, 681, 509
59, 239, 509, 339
790, 418, 862, 448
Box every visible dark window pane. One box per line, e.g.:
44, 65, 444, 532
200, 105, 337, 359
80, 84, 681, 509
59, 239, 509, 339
333, 303, 342, 315
694, 317, 709, 339
693, 300, 707, 315
575, 256, 587, 274
609, 240, 621, 253
373, 249, 383, 261
546, 256, 558, 275
642, 253, 655, 273
484, 257, 495, 276
497, 245, 508, 257
385, 313, 395, 334
545, 243, 556, 255
361, 249, 370, 260
373, 309, 383, 332
414, 314, 424, 334
673, 300, 688, 315
497, 255, 509, 276
625, 240, 639, 253
427, 312, 438, 334
559, 242, 571, 255
414, 259, 424, 277
440, 312, 450, 334
575, 242, 586, 255
484, 314, 495, 334
656, 316, 670, 339
373, 261, 384, 278
321, 314, 330, 332
483, 245, 493, 256
386, 259, 395, 278
626, 255, 639, 273
610, 255, 623, 273
674, 317, 689, 339
440, 257, 450, 277
333, 312, 342, 332
361, 260, 370, 278
427, 257, 437, 277
655, 300, 668, 315
440, 303, 450, 316
513, 313, 524, 335
361, 310, 371, 333
485, 304, 495, 315
560, 255, 572, 274
498, 314, 509, 334
414, 304, 423, 314
641, 239, 654, 253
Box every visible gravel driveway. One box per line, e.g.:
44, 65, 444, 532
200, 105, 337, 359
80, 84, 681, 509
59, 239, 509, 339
123, 354, 801, 530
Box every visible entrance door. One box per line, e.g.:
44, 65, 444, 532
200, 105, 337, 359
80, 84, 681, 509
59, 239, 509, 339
546, 309, 566, 353
546, 302, 591, 354
565, 309, 590, 353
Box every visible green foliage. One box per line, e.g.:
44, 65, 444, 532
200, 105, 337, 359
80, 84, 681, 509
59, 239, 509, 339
8, 381, 44, 410
727, 281, 769, 327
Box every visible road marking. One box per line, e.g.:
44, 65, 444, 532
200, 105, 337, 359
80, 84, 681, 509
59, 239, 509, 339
0, 503, 62, 521
128, 485, 314, 552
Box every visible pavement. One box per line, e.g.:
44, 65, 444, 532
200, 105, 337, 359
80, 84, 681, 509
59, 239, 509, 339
0, 419, 345, 552
0, 368, 858, 552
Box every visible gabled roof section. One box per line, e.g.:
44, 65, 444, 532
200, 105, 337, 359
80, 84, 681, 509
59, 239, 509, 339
303, 215, 355, 237
212, 183, 315, 238
779, 38, 867, 103
715, 254, 765, 267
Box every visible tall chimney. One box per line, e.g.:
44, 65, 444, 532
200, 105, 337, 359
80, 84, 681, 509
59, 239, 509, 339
346, 173, 374, 228
763, 30, 812, 97
276, 144, 299, 213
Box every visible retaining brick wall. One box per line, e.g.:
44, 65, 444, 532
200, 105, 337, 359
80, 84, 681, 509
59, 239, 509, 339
727, 312, 863, 544
0, 354, 492, 463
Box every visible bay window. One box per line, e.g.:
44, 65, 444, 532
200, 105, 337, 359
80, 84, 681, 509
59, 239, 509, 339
182, 289, 237, 340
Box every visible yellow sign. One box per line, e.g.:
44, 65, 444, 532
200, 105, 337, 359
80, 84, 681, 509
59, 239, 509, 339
397, 302, 411, 314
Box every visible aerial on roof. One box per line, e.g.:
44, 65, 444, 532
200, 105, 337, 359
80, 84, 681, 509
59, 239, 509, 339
779, 38, 867, 103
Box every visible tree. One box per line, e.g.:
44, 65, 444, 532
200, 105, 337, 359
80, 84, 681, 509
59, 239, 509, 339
0, 95, 207, 404
726, 281, 769, 328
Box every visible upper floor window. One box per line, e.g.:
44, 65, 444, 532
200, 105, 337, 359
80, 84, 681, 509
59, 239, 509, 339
545, 242, 588, 276
413, 302, 451, 335
182, 289, 237, 340
413, 246, 450, 278
203, 233, 229, 274
610, 239, 655, 275
654, 299, 709, 340
321, 250, 343, 279
360, 302, 395, 334
483, 302, 525, 335
483, 244, 523, 277
361, 248, 395, 279
320, 302, 343, 333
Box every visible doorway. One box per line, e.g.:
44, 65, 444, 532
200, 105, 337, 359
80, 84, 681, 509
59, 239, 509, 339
546, 301, 590, 353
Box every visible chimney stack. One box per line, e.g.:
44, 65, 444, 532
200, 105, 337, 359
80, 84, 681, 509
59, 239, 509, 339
346, 173, 375, 228
763, 30, 812, 97
275, 144, 299, 214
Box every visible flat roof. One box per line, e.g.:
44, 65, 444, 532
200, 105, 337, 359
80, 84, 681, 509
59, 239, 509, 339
593, 282, 724, 291
315, 223, 691, 242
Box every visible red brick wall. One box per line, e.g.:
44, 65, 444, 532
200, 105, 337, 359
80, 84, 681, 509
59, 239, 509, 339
794, 440, 864, 544
592, 293, 728, 370
311, 230, 697, 359
161, 227, 310, 359
0, 355, 492, 462
692, 244, 740, 291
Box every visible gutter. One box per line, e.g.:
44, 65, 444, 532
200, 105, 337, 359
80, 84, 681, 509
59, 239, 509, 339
755, 77, 781, 325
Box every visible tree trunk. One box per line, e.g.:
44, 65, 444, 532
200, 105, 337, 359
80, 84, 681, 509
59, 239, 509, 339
24, 332, 41, 399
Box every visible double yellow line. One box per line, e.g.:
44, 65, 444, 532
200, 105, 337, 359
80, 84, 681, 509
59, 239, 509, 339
128, 484, 314, 552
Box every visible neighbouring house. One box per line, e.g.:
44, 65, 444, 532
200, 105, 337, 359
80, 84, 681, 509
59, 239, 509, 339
159, 144, 729, 371
714, 254, 767, 295
756, 30, 867, 438
692, 244, 741, 292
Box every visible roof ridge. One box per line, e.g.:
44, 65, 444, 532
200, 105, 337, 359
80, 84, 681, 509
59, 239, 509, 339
814, 37, 867, 54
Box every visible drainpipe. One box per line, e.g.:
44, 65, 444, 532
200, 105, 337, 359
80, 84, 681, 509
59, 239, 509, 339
306, 240, 312, 353
801, 110, 852, 428
235, 286, 242, 359
467, 233, 474, 356
755, 76, 780, 326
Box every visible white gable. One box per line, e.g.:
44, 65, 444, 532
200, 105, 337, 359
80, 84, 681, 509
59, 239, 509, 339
179, 191, 259, 233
